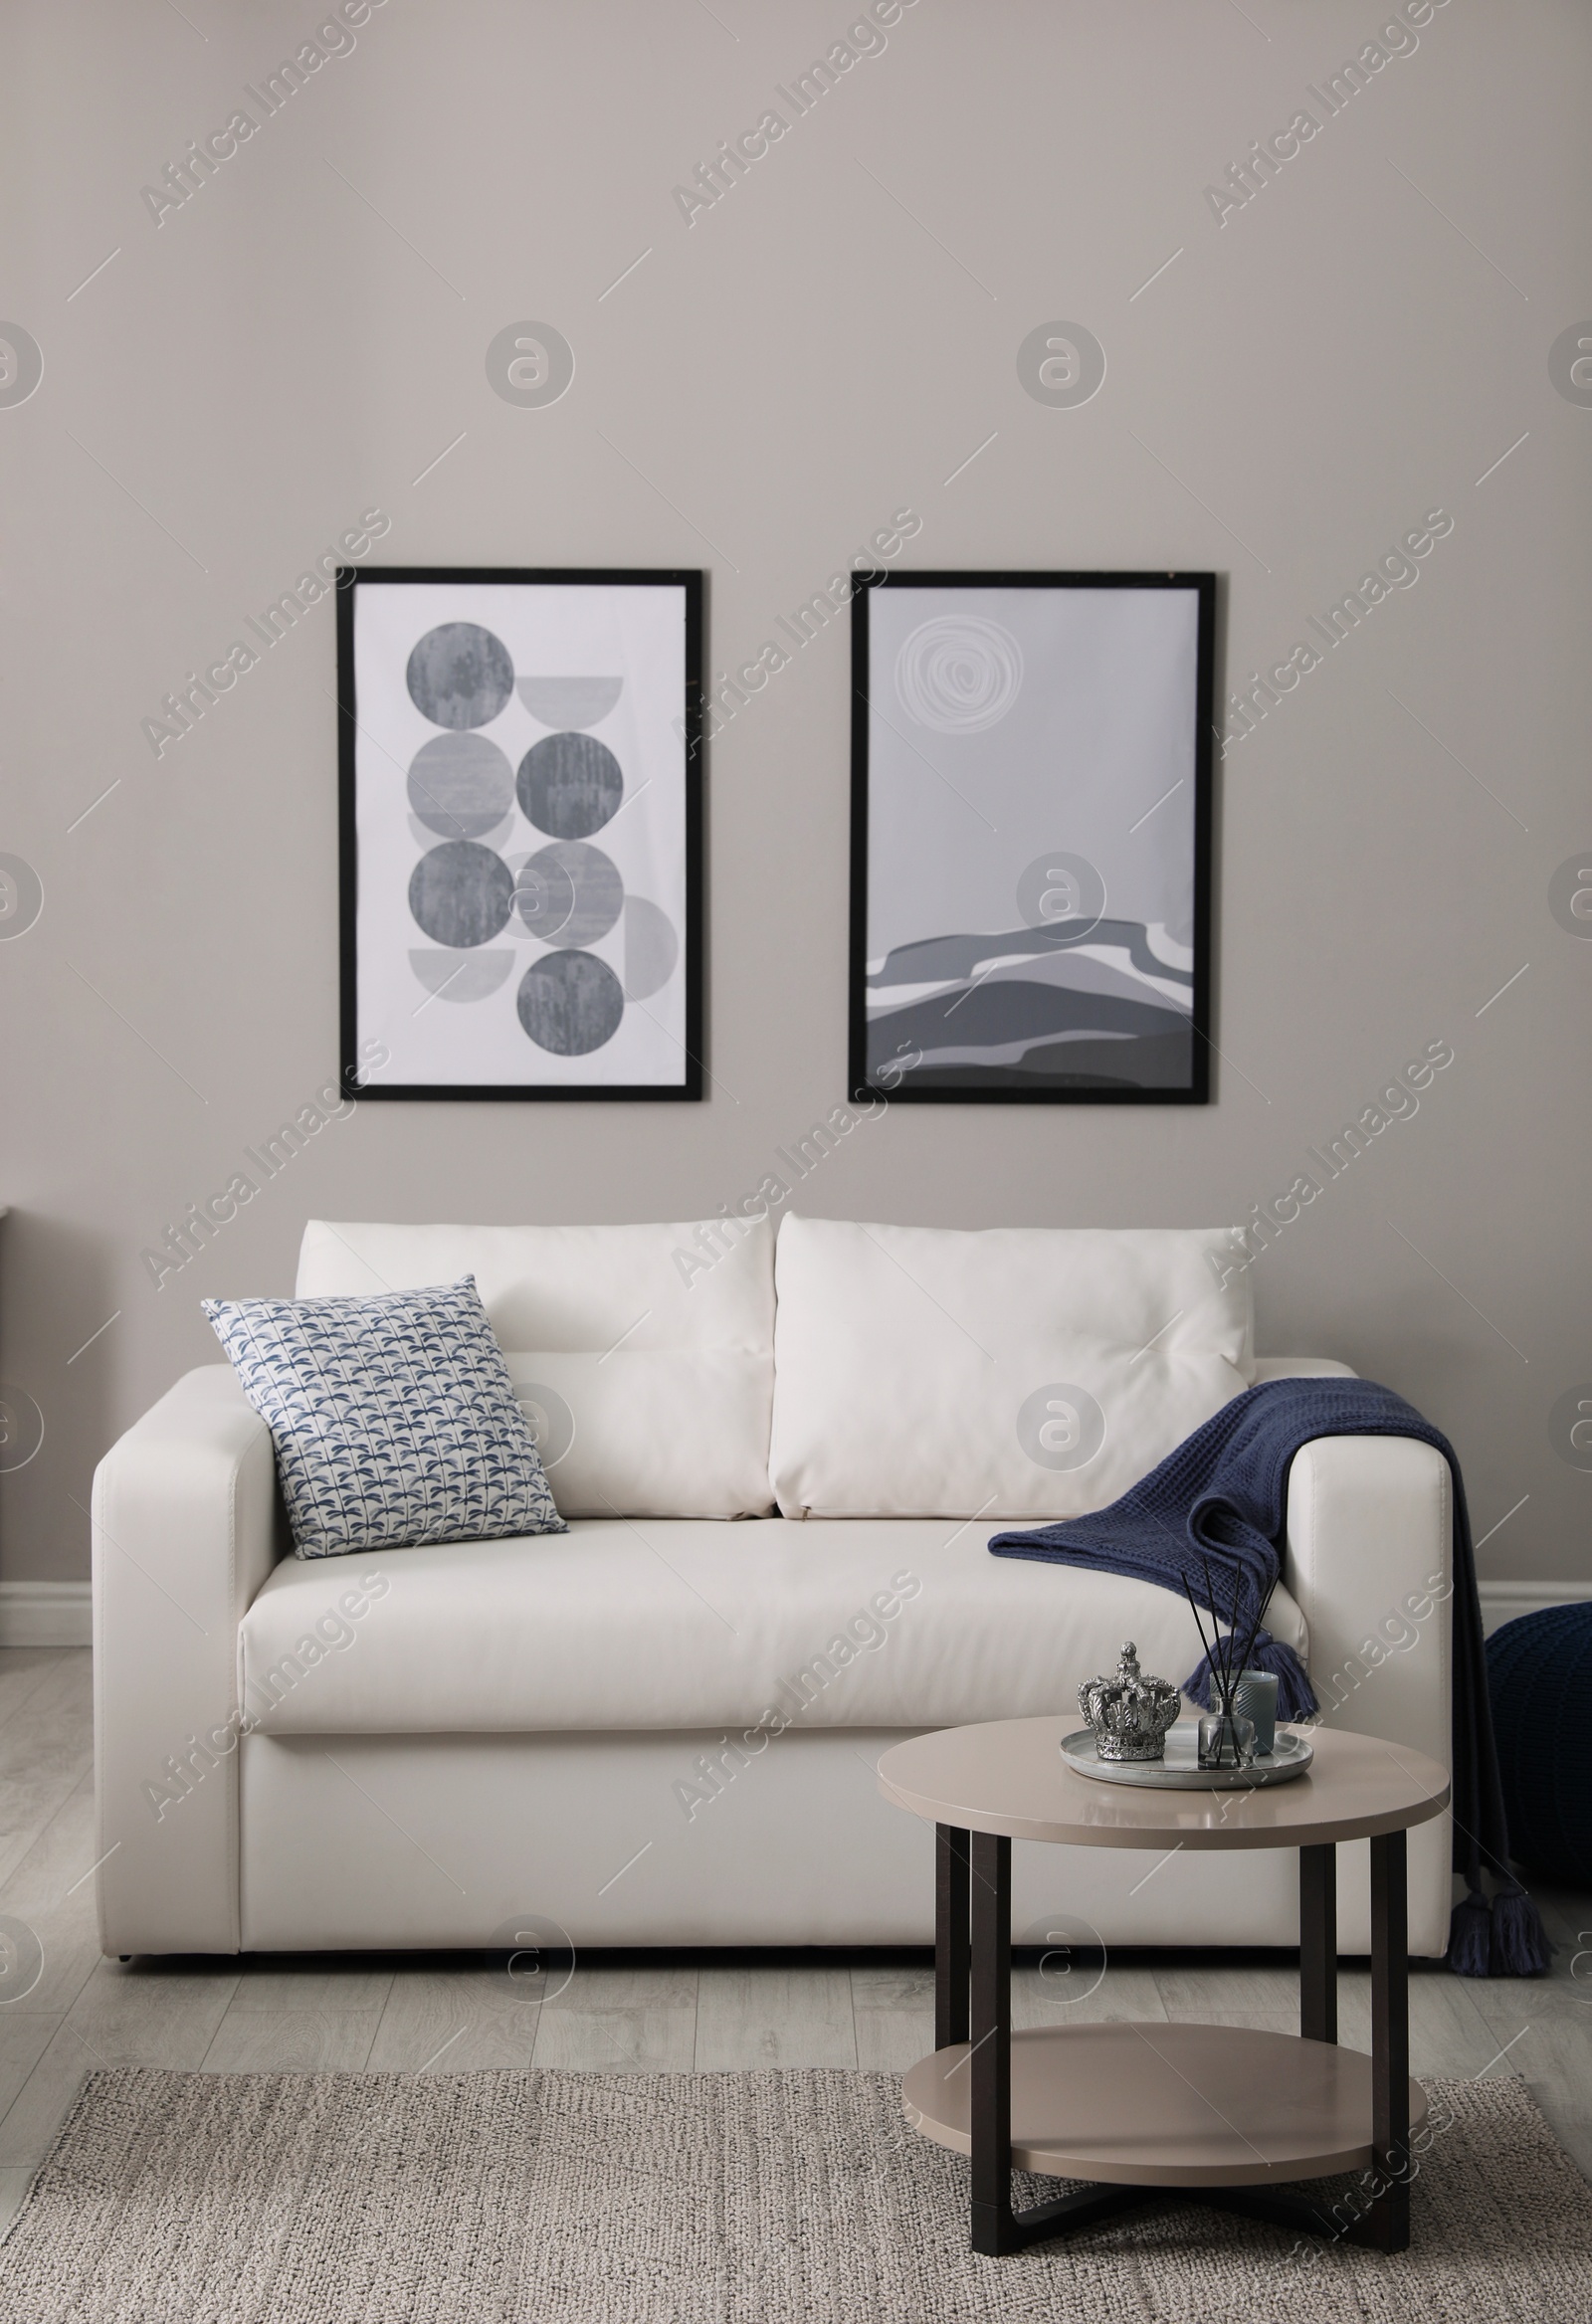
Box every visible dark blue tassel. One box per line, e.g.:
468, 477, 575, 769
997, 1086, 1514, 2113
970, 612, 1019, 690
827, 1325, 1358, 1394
1489, 1883, 1552, 1978
1446, 1886, 1494, 1977
1180, 1630, 1317, 1719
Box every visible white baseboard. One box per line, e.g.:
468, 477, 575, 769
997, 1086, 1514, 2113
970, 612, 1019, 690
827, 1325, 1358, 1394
1478, 1579, 1592, 1639
0, 1582, 92, 1647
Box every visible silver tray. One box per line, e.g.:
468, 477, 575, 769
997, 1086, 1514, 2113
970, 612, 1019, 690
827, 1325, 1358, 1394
1060, 1718, 1313, 1790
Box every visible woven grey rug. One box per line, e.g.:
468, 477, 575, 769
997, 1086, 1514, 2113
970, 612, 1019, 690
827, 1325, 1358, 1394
1, 2068, 1588, 2322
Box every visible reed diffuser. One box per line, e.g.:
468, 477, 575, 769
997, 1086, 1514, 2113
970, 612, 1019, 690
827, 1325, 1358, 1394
1181, 1556, 1276, 1770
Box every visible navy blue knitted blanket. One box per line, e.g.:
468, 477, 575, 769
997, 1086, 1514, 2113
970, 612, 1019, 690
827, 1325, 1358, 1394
989, 1377, 1549, 1977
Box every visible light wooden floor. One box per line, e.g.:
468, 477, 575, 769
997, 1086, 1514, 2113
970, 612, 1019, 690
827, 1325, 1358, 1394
3, 1646, 1590, 2236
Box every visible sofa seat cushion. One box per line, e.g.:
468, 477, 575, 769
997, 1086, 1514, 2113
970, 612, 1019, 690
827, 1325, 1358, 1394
237, 1517, 1306, 1736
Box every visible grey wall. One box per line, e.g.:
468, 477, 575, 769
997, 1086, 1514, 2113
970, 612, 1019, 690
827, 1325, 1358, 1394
3, 0, 1588, 1584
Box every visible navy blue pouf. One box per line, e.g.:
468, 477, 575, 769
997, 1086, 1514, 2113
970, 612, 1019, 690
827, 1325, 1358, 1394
1487, 1601, 1592, 1888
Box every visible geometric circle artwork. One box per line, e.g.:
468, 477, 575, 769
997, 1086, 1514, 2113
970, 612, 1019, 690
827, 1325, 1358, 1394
516, 678, 622, 730
622, 896, 680, 999
515, 843, 622, 948
516, 951, 626, 1054
349, 573, 695, 1095
507, 850, 577, 942
406, 624, 514, 730
408, 949, 515, 1003
517, 732, 624, 838
408, 841, 514, 949
407, 813, 512, 856
407, 732, 515, 839
896, 616, 1024, 733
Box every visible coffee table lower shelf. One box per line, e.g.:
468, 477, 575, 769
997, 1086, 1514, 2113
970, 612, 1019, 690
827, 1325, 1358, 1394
903, 2023, 1427, 2236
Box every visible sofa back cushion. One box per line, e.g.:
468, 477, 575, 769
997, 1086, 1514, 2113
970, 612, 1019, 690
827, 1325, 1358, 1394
297, 1219, 775, 1517
769, 1218, 1254, 1519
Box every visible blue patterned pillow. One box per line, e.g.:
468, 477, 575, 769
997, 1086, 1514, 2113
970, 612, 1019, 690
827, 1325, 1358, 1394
203, 1275, 566, 1558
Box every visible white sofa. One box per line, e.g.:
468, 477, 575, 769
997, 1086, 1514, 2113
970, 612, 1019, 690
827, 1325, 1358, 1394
93, 1217, 1454, 1960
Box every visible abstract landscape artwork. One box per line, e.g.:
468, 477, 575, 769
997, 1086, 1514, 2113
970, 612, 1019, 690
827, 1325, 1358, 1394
338, 568, 701, 1099
849, 571, 1214, 1103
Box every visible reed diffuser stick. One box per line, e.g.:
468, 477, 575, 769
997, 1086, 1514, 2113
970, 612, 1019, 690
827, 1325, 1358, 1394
1201, 1556, 1238, 1705
1181, 1571, 1216, 1682
1232, 1575, 1277, 1692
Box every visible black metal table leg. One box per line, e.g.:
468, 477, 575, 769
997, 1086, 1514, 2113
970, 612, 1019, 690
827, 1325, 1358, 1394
934, 1824, 970, 2050
1365, 1829, 1411, 2251
969, 1830, 1013, 2254
1299, 1842, 1337, 2046
966, 1828, 1143, 2253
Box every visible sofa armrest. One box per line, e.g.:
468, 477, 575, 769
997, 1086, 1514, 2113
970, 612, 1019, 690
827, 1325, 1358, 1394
93, 1364, 287, 1955
1284, 1434, 1454, 1952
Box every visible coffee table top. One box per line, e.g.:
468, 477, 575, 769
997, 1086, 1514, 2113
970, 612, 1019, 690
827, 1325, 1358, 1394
878, 1717, 1449, 1850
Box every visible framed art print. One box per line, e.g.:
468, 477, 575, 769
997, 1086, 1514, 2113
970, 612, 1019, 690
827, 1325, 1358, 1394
338, 566, 702, 1100
849, 570, 1214, 1104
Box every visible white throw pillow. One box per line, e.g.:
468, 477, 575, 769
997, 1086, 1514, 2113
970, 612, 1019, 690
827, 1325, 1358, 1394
769, 1218, 1254, 1519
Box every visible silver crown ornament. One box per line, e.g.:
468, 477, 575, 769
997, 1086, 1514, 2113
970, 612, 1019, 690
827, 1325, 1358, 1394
1078, 1642, 1181, 1762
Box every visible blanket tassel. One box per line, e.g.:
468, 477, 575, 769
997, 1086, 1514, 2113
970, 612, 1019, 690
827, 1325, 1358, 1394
1490, 1882, 1553, 1977
1446, 1882, 1552, 1979
1446, 1886, 1494, 1978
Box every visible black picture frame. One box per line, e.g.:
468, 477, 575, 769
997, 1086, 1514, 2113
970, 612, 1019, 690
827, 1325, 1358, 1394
337, 565, 703, 1101
848, 569, 1215, 1105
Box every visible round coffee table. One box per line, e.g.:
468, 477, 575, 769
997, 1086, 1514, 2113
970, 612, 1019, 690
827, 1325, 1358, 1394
878, 1718, 1449, 2257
